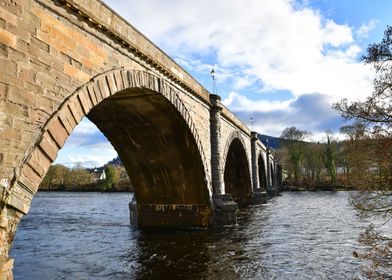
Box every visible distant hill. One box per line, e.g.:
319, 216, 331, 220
86, 156, 123, 173
107, 156, 123, 166
258, 134, 281, 149
258, 134, 317, 150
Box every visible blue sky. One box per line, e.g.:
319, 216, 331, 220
55, 0, 392, 168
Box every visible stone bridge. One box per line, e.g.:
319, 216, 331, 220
0, 0, 280, 276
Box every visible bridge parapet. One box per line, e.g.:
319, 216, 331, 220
61, 0, 211, 104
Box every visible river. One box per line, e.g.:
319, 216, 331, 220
11, 191, 371, 279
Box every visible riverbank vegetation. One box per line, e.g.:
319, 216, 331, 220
333, 26, 392, 278
276, 127, 352, 191
39, 163, 133, 192
276, 25, 392, 273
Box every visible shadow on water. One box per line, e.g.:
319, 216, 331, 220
11, 191, 370, 280
125, 228, 213, 280
126, 217, 273, 280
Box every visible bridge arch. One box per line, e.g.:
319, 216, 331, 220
270, 162, 275, 186
257, 152, 268, 191
222, 131, 252, 207
5, 68, 212, 228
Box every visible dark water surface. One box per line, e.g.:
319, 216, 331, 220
11, 191, 368, 279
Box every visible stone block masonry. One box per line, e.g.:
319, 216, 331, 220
0, 0, 280, 278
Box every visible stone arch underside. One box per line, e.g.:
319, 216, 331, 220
223, 133, 252, 207
6, 68, 212, 229
270, 162, 275, 186
258, 153, 267, 190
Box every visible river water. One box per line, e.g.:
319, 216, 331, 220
11, 191, 370, 279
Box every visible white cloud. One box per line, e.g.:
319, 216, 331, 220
323, 20, 353, 47
54, 118, 118, 167
224, 92, 343, 137
308, 131, 347, 142
223, 92, 292, 113
233, 76, 258, 90
173, 56, 211, 74
104, 0, 374, 102
67, 152, 117, 168
357, 20, 377, 38
64, 117, 111, 147
101, 0, 377, 137
56, 140, 117, 168
327, 45, 362, 60
71, 117, 99, 135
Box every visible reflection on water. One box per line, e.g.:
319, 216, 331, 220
11, 192, 368, 279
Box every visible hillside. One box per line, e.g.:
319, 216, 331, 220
107, 156, 123, 166
258, 134, 282, 149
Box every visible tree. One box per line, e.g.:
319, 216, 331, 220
303, 142, 324, 184
40, 164, 69, 190
280, 127, 308, 181
40, 165, 56, 189
40, 165, 95, 190
323, 133, 337, 186
334, 26, 392, 278
101, 165, 117, 191
67, 168, 92, 189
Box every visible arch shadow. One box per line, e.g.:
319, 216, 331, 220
222, 132, 252, 207
257, 153, 267, 191
8, 68, 212, 228
270, 162, 275, 186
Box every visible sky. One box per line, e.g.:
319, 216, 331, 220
55, 0, 392, 168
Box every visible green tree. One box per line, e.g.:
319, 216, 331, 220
324, 133, 337, 186
41, 166, 55, 189
101, 165, 117, 191
303, 142, 324, 184
275, 146, 292, 178
67, 168, 92, 189
280, 127, 308, 181
334, 26, 392, 277
40, 164, 69, 190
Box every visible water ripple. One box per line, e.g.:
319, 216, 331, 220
11, 191, 374, 279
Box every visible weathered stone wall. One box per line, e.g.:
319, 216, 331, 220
220, 116, 253, 190
0, 0, 278, 276
256, 142, 268, 188
0, 0, 215, 195
174, 89, 212, 183
0, 0, 217, 263
0, 2, 216, 191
